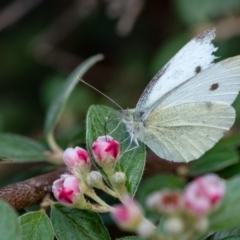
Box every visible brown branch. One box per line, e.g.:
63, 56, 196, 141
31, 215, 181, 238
0, 167, 66, 210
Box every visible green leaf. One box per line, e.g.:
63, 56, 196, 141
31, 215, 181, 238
209, 227, 240, 240
19, 211, 54, 240
0, 133, 45, 162
174, 0, 240, 24
209, 175, 240, 231
0, 199, 20, 240
188, 137, 240, 175
86, 105, 146, 195
44, 54, 103, 137
51, 204, 110, 240
117, 237, 144, 240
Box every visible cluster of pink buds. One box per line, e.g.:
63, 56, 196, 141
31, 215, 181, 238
52, 135, 120, 206
146, 174, 225, 235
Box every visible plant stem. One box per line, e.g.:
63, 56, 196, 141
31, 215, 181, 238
85, 188, 114, 211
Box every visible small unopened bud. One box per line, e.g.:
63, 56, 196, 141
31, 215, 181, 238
146, 191, 161, 209
146, 190, 183, 215
194, 217, 209, 232
163, 217, 184, 235
92, 135, 120, 164
63, 147, 90, 168
92, 135, 120, 176
184, 174, 225, 216
52, 174, 81, 205
136, 219, 156, 238
112, 172, 126, 185
111, 195, 143, 232
86, 171, 103, 188
111, 172, 127, 197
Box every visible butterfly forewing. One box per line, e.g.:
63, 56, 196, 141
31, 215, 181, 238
144, 56, 240, 113
136, 29, 217, 111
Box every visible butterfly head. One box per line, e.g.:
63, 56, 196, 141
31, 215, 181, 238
120, 109, 145, 144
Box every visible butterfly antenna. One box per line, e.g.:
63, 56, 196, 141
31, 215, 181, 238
79, 78, 124, 110
106, 119, 122, 135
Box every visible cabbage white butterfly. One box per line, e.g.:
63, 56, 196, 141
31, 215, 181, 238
121, 29, 240, 163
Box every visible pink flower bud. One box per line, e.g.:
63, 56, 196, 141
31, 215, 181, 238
111, 196, 143, 231
196, 174, 225, 205
146, 190, 183, 214
63, 147, 90, 167
92, 135, 120, 163
184, 174, 225, 216
52, 174, 81, 204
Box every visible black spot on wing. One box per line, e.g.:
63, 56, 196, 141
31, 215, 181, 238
210, 83, 219, 91
195, 66, 201, 73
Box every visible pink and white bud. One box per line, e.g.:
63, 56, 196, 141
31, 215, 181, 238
111, 195, 143, 232
86, 171, 103, 188
63, 146, 90, 168
92, 135, 120, 163
136, 219, 156, 238
146, 190, 183, 215
184, 174, 225, 216
112, 172, 126, 185
195, 174, 225, 205
163, 217, 184, 235
52, 174, 81, 205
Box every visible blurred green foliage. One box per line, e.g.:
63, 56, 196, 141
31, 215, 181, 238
0, 0, 240, 136
1, 1, 240, 239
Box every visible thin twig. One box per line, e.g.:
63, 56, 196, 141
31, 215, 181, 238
0, 167, 66, 210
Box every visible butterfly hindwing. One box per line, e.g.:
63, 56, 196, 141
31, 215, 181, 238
142, 102, 235, 162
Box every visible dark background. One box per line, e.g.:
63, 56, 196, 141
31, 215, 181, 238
1, 0, 240, 139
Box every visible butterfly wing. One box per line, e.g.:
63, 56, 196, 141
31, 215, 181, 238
142, 102, 235, 162
148, 56, 240, 111
136, 29, 217, 110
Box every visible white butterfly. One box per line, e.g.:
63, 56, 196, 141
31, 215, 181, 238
121, 29, 240, 163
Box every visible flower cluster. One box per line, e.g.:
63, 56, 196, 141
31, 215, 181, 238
52, 135, 121, 207
110, 174, 225, 238
145, 174, 225, 235
51, 135, 226, 239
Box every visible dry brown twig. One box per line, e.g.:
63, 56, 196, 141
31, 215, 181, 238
0, 167, 66, 210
